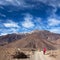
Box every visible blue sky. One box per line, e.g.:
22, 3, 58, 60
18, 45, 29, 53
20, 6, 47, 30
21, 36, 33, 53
0, 0, 60, 35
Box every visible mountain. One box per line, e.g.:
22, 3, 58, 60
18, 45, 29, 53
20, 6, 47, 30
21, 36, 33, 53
0, 33, 26, 46
0, 30, 60, 60
3, 30, 60, 50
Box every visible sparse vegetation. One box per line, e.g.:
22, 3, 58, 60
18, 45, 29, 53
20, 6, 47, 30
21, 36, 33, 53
46, 50, 60, 59
13, 51, 29, 59
49, 54, 57, 58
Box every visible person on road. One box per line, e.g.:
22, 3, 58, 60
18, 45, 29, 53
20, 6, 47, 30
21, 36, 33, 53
43, 47, 46, 54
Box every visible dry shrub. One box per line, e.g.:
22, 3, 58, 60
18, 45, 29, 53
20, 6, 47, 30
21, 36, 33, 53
12, 51, 29, 59
49, 54, 57, 58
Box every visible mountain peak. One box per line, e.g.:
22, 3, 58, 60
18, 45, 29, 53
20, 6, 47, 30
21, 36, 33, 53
32, 30, 50, 33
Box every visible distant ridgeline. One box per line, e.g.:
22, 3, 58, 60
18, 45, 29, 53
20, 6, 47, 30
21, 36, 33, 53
0, 30, 60, 50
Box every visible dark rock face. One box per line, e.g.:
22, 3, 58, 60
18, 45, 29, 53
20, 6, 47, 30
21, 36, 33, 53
0, 33, 25, 46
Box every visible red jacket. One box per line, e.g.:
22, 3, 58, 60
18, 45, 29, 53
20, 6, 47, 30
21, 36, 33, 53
43, 48, 46, 52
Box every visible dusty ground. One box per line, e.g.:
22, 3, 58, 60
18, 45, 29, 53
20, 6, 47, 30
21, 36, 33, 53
46, 49, 60, 60
12, 51, 55, 60
0, 47, 60, 60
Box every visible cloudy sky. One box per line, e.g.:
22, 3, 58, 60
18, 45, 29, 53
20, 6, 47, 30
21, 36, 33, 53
0, 0, 60, 35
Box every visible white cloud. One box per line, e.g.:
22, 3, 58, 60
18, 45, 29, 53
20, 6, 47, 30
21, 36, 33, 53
49, 27, 60, 34
0, 0, 60, 8
6, 0, 24, 6
34, 17, 43, 29
10, 28, 19, 33
0, 27, 19, 36
22, 19, 34, 28
0, 0, 34, 10
0, 0, 25, 6
3, 20, 20, 28
0, 0, 60, 10
0, 0, 32, 8
48, 18, 60, 26
0, 6, 4, 9
0, 0, 7, 5
0, 33, 8, 36
34, 0, 60, 7
0, 13, 6, 17
35, 17, 41, 23
0, 19, 22, 36
22, 14, 35, 28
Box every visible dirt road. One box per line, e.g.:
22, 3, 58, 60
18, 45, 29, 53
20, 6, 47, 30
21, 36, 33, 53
14, 51, 53, 60
30, 51, 53, 60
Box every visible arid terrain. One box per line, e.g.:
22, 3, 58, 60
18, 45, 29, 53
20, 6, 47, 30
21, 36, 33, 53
0, 30, 60, 60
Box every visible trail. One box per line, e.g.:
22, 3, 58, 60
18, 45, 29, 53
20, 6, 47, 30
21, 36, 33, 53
39, 51, 52, 60
14, 51, 53, 60
30, 51, 53, 60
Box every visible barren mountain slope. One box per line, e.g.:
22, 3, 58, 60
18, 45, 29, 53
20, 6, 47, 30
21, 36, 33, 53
4, 30, 60, 50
